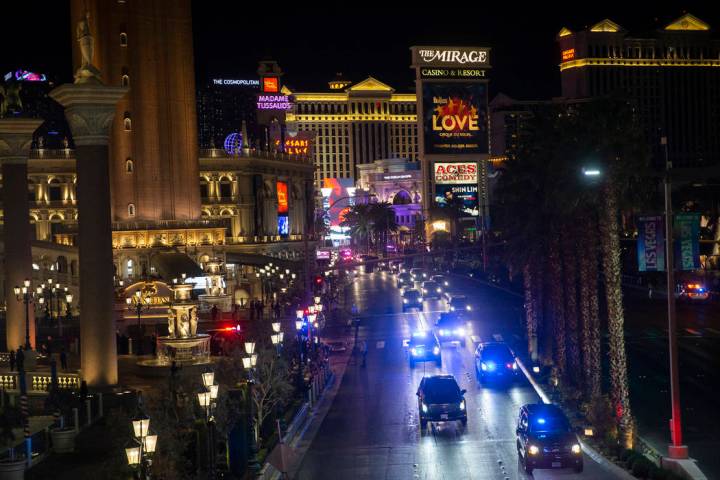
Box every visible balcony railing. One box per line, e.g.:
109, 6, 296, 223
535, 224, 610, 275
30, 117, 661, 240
29, 148, 75, 159
199, 147, 313, 164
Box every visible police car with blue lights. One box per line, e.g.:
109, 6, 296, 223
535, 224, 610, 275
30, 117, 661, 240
434, 312, 470, 347
516, 403, 583, 474
474, 342, 519, 382
407, 331, 441, 368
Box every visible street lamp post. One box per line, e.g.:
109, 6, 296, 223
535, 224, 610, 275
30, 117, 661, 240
13, 279, 41, 350
127, 407, 157, 480
242, 342, 259, 473
662, 137, 688, 460
198, 371, 219, 478
126, 291, 152, 356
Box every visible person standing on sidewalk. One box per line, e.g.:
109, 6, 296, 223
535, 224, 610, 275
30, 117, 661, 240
361, 340, 368, 367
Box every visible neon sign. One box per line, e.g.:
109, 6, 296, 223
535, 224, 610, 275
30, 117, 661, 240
263, 77, 279, 93
212, 78, 259, 86
562, 48, 575, 61
284, 138, 310, 155
257, 95, 291, 110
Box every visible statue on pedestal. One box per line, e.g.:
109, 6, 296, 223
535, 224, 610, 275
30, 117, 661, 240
178, 312, 190, 338
190, 308, 198, 337
167, 308, 176, 338
74, 11, 102, 85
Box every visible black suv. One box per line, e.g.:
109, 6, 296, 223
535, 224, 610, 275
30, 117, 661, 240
474, 342, 519, 382
516, 403, 583, 474
421, 280, 442, 299
402, 289, 423, 311
408, 331, 441, 368
416, 375, 467, 429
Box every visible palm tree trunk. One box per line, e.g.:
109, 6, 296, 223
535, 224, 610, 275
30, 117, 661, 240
548, 230, 566, 377
579, 216, 601, 399
599, 181, 634, 449
523, 263, 538, 361
563, 223, 581, 386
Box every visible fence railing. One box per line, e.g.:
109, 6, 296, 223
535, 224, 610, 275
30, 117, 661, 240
0, 371, 81, 394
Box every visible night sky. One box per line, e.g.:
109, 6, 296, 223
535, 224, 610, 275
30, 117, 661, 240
2, 3, 715, 101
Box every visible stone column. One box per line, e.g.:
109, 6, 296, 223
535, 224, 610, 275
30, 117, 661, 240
0, 119, 41, 351
50, 84, 127, 387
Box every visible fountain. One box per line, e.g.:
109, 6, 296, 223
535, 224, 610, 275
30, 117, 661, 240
198, 258, 233, 315
137, 281, 211, 374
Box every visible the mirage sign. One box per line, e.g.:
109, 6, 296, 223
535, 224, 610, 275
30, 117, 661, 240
411, 46, 491, 68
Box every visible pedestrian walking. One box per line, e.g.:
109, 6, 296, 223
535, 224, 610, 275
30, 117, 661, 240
9, 350, 16, 371
60, 348, 68, 370
648, 280, 654, 299
361, 340, 368, 367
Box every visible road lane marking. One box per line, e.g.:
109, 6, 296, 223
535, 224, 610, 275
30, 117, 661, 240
376, 341, 385, 349
493, 334, 504, 342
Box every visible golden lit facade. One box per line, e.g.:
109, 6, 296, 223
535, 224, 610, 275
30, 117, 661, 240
285, 77, 418, 187
0, 147, 314, 283
558, 14, 720, 168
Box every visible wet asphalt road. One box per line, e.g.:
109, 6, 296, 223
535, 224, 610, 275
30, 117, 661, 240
297, 271, 625, 479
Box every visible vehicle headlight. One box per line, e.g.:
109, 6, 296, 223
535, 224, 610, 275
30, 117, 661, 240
440, 329, 447, 336
436, 288, 441, 293
466, 305, 472, 311
444, 281, 449, 286
421, 403, 428, 413
480, 362, 488, 371
433, 346, 440, 355
455, 328, 466, 336
450, 306, 455, 311
411, 348, 418, 356
512, 362, 518, 370
528, 445, 540, 455
403, 299, 408, 303
571, 444, 581, 454
459, 400, 465, 411
423, 289, 427, 293
418, 298, 423, 302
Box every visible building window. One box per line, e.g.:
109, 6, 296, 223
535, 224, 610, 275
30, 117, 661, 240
125, 158, 134, 173
48, 178, 63, 202
128, 203, 136, 217
121, 75, 129, 87
124, 112, 132, 131
126, 259, 134, 277
120, 32, 128, 46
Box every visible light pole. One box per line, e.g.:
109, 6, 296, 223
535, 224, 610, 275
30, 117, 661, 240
662, 137, 688, 460
271, 322, 284, 356
126, 408, 157, 480
61, 292, 72, 339
197, 371, 219, 478
13, 279, 41, 350
242, 342, 259, 473
126, 291, 152, 356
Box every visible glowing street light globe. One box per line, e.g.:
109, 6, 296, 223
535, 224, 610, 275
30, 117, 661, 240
223, 132, 243, 155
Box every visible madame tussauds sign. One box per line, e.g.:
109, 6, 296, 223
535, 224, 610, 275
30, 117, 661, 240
412, 46, 491, 68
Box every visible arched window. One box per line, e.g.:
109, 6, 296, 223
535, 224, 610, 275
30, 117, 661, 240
125, 158, 134, 173
128, 203, 136, 217
120, 32, 128, 46
123, 112, 132, 131
392, 190, 412, 205
121, 75, 129, 87
219, 176, 232, 199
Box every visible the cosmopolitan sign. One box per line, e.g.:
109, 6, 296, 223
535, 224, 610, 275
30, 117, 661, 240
434, 162, 478, 184
257, 95, 291, 110
412, 46, 491, 68
213, 78, 259, 86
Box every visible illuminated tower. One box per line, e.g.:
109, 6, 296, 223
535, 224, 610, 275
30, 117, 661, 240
70, 0, 201, 222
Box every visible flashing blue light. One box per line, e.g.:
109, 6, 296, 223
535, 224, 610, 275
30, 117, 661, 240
537, 418, 546, 424
413, 331, 426, 337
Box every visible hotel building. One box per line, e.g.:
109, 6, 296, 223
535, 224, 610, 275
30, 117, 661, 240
285, 77, 419, 187
557, 13, 720, 170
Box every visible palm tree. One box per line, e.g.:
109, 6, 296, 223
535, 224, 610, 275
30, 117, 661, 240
578, 215, 601, 399
340, 204, 373, 254
369, 202, 398, 255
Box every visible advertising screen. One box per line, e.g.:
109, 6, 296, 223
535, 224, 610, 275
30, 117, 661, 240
262, 77, 279, 93
276, 181, 289, 214
434, 162, 478, 184
278, 215, 289, 236
434, 184, 479, 217
422, 82, 488, 154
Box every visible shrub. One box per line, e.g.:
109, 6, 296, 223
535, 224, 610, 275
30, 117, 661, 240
649, 466, 668, 480
619, 448, 635, 462
631, 457, 652, 478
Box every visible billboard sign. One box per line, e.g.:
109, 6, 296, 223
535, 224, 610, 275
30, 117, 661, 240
420, 68, 487, 79
434, 184, 479, 217
278, 215, 289, 236
676, 213, 700, 271
411, 47, 491, 68
257, 95, 291, 110
322, 178, 355, 235
276, 181, 288, 214
262, 77, 279, 93
422, 83, 488, 154
637, 216, 665, 272
434, 162, 478, 184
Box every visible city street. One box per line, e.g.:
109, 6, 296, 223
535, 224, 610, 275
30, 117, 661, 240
298, 271, 624, 479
